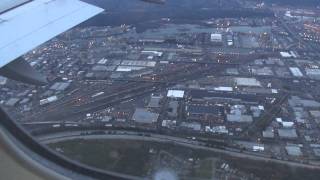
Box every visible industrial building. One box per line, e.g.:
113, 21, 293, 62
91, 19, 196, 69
148, 95, 162, 108
227, 114, 253, 123
263, 127, 275, 138
167, 90, 185, 99
121, 60, 156, 67
40, 96, 58, 106
180, 122, 201, 131
5, 98, 20, 106
186, 104, 224, 122
285, 144, 302, 156
205, 125, 228, 134
278, 128, 298, 139
289, 96, 320, 108
305, 68, 320, 79
49, 82, 70, 91
189, 90, 260, 104
162, 120, 177, 128
132, 108, 159, 124
168, 100, 179, 117
210, 33, 223, 43
289, 67, 304, 77
235, 78, 262, 87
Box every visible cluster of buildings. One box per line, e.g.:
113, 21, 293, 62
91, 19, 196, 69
0, 11, 320, 165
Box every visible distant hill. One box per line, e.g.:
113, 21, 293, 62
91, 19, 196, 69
81, 0, 273, 28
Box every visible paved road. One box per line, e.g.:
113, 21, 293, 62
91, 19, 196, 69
37, 130, 320, 170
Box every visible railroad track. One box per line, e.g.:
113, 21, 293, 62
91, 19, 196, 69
244, 93, 289, 137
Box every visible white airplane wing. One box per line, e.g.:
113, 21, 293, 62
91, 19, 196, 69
0, 0, 103, 85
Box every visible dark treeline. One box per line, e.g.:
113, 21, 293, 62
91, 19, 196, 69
80, 0, 273, 28
248, 0, 320, 7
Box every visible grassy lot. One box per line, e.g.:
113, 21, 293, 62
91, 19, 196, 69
48, 139, 320, 179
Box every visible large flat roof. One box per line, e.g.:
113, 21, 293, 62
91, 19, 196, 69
167, 90, 184, 98
235, 78, 262, 87
278, 128, 298, 139
132, 108, 159, 124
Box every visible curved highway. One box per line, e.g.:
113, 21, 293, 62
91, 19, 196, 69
37, 130, 320, 170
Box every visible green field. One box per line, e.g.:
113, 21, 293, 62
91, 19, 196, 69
48, 138, 320, 179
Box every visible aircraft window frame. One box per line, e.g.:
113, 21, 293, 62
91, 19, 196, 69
0, 107, 139, 180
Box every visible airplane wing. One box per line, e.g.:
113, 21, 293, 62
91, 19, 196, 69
0, 0, 103, 85
0, 0, 31, 14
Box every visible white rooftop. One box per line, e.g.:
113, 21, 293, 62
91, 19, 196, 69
210, 33, 222, 42
289, 67, 303, 77
276, 118, 283, 123
306, 68, 320, 76
167, 90, 184, 98
235, 78, 261, 87
282, 121, 294, 128
280, 51, 292, 58
214, 86, 233, 92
